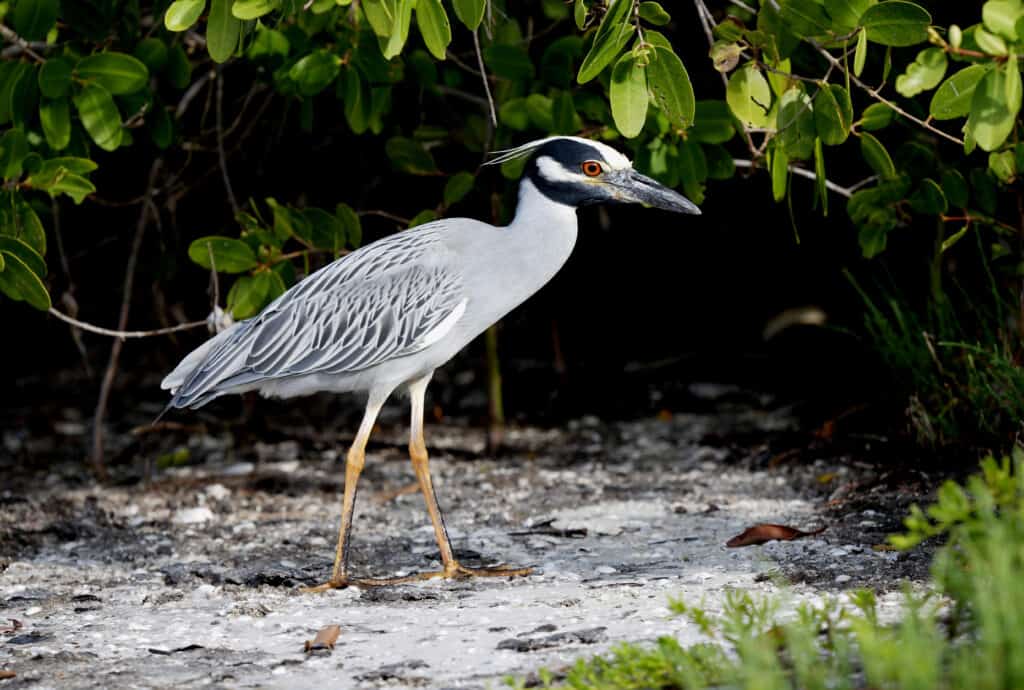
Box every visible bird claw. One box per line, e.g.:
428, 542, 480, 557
300, 562, 534, 593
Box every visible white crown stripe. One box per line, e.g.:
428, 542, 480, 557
483, 136, 632, 169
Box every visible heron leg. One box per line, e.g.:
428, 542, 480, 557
303, 392, 387, 593
403, 374, 533, 582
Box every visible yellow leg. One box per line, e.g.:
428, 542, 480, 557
404, 374, 532, 583
303, 393, 386, 593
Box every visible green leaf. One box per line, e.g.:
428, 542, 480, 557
966, 63, 1022, 152
777, 88, 815, 160
940, 225, 969, 253
409, 209, 438, 227
704, 144, 735, 180
336, 202, 362, 248
14, 199, 46, 255
676, 141, 707, 205
860, 1, 931, 47
638, 1, 671, 25
779, 0, 831, 39
451, 0, 486, 30
8, 63, 38, 129
298, 207, 347, 252
164, 0, 206, 31
342, 68, 370, 134
815, 138, 828, 215
26, 160, 96, 204
552, 91, 578, 134
232, 0, 279, 19
383, 0, 414, 60
525, 94, 554, 130
385, 136, 439, 174
854, 27, 868, 77
0, 128, 29, 180
726, 64, 771, 127
75, 53, 150, 95
989, 150, 1017, 182
814, 83, 853, 146
167, 45, 193, 90
975, 28, 1008, 56
930, 64, 991, 120
416, 0, 452, 61
823, 0, 877, 33
983, 0, 1023, 40
149, 100, 174, 149
895, 48, 947, 97
577, 0, 634, 84
248, 25, 290, 59
73, 83, 122, 152
134, 39, 170, 73
941, 169, 968, 207
444, 171, 474, 206
610, 54, 648, 138
771, 147, 789, 202
647, 47, 695, 130
188, 236, 259, 273
207, 0, 242, 63
859, 132, 896, 178
13, 0, 59, 41
908, 178, 947, 214
38, 57, 73, 99
39, 97, 71, 151
484, 44, 536, 81
859, 102, 895, 130
499, 98, 530, 130
289, 51, 341, 96
0, 236, 47, 278
0, 251, 50, 310
227, 273, 273, 319
689, 100, 736, 144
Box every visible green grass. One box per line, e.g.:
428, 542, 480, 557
847, 267, 1024, 448
513, 451, 1024, 690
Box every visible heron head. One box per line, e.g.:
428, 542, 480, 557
488, 136, 700, 215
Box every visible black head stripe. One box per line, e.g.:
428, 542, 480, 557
523, 139, 611, 206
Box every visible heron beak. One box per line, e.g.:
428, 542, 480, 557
612, 169, 701, 215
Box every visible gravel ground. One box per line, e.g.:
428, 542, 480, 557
0, 398, 933, 688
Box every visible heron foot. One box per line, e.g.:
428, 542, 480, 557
301, 562, 533, 592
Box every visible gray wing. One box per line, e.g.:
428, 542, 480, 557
166, 225, 465, 408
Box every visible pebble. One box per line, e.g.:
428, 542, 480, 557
595, 566, 617, 575
835, 574, 852, 584
204, 484, 231, 501
173, 507, 215, 525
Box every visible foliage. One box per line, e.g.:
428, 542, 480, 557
517, 452, 1024, 690
0, 0, 1020, 315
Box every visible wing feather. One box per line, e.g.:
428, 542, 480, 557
169, 225, 465, 408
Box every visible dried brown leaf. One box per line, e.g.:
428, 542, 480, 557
304, 624, 341, 653
0, 670, 15, 680
0, 620, 21, 635
726, 523, 827, 548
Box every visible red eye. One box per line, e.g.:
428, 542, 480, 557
581, 160, 603, 177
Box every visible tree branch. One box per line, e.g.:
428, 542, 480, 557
0, 24, 46, 62
90, 160, 163, 477
49, 307, 208, 339
472, 28, 498, 127
215, 67, 239, 215
733, 158, 876, 198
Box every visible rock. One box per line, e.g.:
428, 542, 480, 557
204, 484, 231, 501
835, 574, 852, 584
356, 660, 429, 681
173, 506, 215, 525
497, 627, 607, 652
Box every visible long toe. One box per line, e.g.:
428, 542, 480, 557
451, 562, 534, 579
301, 578, 351, 593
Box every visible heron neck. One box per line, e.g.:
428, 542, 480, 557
504, 178, 579, 284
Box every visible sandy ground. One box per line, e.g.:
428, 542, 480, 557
0, 403, 931, 688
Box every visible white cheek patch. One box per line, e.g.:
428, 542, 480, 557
536, 155, 585, 183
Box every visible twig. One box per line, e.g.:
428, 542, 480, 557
0, 24, 45, 62
693, 0, 759, 157
215, 68, 239, 215
472, 29, 498, 127
358, 209, 412, 224
50, 199, 93, 376
809, 39, 964, 146
733, 158, 874, 198
90, 159, 163, 477
175, 71, 213, 119
49, 307, 207, 339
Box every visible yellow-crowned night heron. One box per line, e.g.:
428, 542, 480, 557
161, 136, 700, 591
